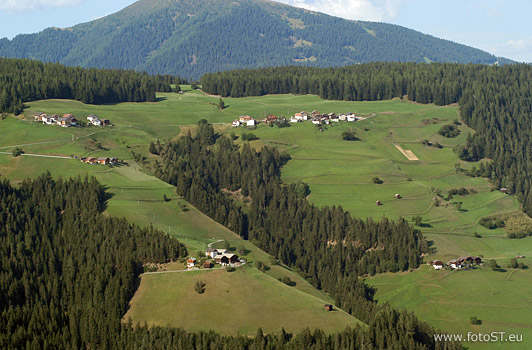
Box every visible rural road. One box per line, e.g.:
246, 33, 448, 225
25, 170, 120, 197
0, 152, 71, 159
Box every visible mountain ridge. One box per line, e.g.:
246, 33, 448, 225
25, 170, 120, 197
0, 0, 511, 78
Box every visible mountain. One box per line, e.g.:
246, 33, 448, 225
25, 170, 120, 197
0, 0, 509, 79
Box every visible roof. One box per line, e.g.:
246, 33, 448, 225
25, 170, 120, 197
432, 260, 444, 265
206, 248, 216, 252
97, 157, 109, 161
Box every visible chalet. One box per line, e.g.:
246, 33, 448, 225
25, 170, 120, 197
346, 113, 357, 122
238, 115, 252, 123
56, 115, 77, 127
330, 115, 339, 122
395, 194, 401, 199
42, 115, 57, 125
246, 118, 257, 127
85, 157, 97, 164
311, 117, 321, 125
432, 260, 444, 270
96, 157, 110, 165
449, 259, 463, 270
232, 119, 241, 127
34, 112, 45, 122
294, 112, 308, 121
500, 188, 508, 194
203, 261, 213, 269
264, 115, 277, 124
102, 119, 110, 126
110, 157, 119, 165
290, 116, 299, 123
187, 257, 196, 268
205, 248, 218, 258
311, 110, 320, 118
324, 304, 333, 311
338, 114, 347, 121
214, 253, 239, 266
87, 115, 102, 126
214, 255, 229, 265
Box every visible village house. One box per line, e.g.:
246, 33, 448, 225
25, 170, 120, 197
205, 248, 218, 259
187, 257, 196, 268
96, 157, 110, 165
87, 115, 102, 126
311, 110, 320, 118
203, 261, 213, 269
294, 111, 309, 121
432, 260, 444, 270
290, 116, 300, 123
311, 117, 321, 125
34, 112, 45, 122
324, 304, 333, 311
449, 259, 463, 270
263, 115, 277, 124
56, 114, 77, 127
214, 253, 239, 266
346, 113, 357, 122
232, 119, 241, 127
42, 115, 57, 125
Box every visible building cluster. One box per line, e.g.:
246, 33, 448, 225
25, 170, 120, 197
86, 115, 110, 126
231, 110, 359, 127
33, 112, 110, 127
186, 248, 242, 270
431, 256, 482, 270
79, 157, 119, 165
34, 112, 78, 127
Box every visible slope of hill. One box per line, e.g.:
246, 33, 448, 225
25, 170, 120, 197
0, 0, 507, 78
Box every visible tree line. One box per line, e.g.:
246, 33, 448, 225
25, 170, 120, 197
147, 121, 461, 349
201, 62, 532, 217
0, 58, 181, 115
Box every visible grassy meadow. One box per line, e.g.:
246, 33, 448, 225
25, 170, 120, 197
1, 87, 531, 346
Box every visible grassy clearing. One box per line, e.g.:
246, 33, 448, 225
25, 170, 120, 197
124, 266, 362, 336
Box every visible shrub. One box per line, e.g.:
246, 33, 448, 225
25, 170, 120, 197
11, 147, 24, 157
438, 124, 460, 138
278, 276, 296, 286
226, 266, 236, 272
470, 316, 482, 325
372, 177, 383, 184
194, 281, 206, 294
341, 130, 358, 141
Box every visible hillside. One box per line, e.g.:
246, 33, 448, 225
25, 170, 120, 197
0, 0, 507, 78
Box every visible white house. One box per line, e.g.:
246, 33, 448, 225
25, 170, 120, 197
246, 118, 256, 127
205, 248, 218, 259
187, 257, 196, 268
232, 119, 241, 127
338, 114, 347, 121
449, 259, 462, 270
43, 115, 56, 125
432, 260, 444, 270
346, 114, 357, 122
290, 117, 299, 123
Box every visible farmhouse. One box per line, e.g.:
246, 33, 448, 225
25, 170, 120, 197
203, 261, 213, 269
34, 112, 45, 122
87, 115, 102, 126
56, 114, 77, 127
214, 253, 239, 266
449, 259, 463, 270
96, 157, 110, 165
232, 119, 241, 127
432, 260, 444, 270
263, 115, 277, 124
42, 115, 57, 125
205, 248, 218, 258
187, 257, 196, 268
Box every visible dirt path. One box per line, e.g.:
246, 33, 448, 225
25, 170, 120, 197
394, 143, 419, 161
0, 152, 71, 159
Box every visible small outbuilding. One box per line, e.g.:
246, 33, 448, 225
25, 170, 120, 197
203, 261, 213, 269
432, 260, 444, 270
324, 304, 333, 311
395, 194, 401, 199
376, 200, 382, 206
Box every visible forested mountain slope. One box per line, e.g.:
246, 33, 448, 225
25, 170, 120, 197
0, 0, 507, 78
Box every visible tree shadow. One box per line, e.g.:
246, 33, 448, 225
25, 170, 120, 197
155, 96, 168, 102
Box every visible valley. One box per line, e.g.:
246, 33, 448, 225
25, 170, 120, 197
1, 87, 531, 348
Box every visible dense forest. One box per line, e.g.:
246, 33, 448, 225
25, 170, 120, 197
0, 0, 504, 78
147, 122, 461, 349
201, 63, 532, 217
0, 173, 460, 349
0, 58, 180, 114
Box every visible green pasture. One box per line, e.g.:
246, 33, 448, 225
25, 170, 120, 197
124, 266, 362, 336
366, 265, 532, 350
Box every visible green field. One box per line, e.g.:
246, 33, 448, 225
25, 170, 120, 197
124, 266, 363, 336
2, 90, 532, 347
